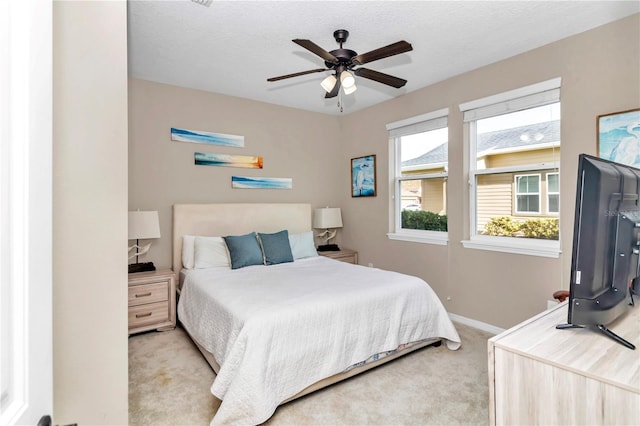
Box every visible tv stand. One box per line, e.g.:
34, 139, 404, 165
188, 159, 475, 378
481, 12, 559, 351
489, 302, 639, 425
555, 321, 636, 350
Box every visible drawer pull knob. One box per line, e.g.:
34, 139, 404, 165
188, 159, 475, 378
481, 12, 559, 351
135, 292, 152, 298
136, 312, 152, 318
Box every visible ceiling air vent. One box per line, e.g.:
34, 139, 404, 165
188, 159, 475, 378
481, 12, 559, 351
190, 0, 212, 7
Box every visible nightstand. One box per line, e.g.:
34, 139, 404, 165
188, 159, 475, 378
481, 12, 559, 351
318, 248, 358, 264
128, 269, 176, 335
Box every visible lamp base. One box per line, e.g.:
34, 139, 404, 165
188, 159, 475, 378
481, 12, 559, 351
128, 262, 156, 274
317, 244, 340, 252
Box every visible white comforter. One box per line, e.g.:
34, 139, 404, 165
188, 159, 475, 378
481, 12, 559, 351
178, 256, 461, 425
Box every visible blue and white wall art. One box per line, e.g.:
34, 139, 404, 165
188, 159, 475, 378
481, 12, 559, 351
231, 176, 292, 189
171, 127, 244, 148
351, 154, 377, 197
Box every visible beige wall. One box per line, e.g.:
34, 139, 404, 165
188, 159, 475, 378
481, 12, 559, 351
129, 15, 639, 330
128, 79, 343, 268
339, 14, 640, 328
53, 1, 129, 424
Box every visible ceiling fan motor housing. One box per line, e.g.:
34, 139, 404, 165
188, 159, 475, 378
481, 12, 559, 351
325, 49, 357, 70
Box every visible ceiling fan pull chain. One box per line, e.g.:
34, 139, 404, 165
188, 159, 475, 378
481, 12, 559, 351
338, 91, 343, 113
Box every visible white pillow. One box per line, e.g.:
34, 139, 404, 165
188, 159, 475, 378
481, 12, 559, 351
288, 231, 318, 260
194, 236, 231, 269
182, 235, 196, 269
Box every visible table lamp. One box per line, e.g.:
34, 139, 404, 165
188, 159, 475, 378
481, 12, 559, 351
313, 207, 343, 251
128, 210, 160, 273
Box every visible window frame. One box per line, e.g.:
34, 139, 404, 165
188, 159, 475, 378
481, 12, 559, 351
386, 109, 449, 245
460, 78, 562, 258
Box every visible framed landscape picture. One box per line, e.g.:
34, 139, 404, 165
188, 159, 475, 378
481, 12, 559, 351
351, 155, 376, 197
597, 108, 640, 168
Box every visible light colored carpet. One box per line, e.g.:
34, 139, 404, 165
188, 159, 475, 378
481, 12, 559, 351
129, 322, 494, 425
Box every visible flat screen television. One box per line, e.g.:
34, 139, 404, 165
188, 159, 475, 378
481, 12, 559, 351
557, 153, 639, 350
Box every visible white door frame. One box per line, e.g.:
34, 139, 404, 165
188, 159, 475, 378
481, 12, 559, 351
0, 0, 53, 424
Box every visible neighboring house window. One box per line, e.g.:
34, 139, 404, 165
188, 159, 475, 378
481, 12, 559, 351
386, 108, 449, 245
459, 78, 561, 258
547, 172, 559, 214
515, 174, 541, 214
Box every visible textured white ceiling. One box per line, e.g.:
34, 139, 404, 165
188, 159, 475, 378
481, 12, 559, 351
127, 1, 639, 115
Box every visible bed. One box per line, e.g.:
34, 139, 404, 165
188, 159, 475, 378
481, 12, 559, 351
173, 203, 461, 425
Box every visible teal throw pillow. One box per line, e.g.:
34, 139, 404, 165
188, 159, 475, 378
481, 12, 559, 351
258, 230, 294, 265
223, 232, 264, 269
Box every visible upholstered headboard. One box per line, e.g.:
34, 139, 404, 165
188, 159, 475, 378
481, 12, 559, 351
172, 203, 312, 273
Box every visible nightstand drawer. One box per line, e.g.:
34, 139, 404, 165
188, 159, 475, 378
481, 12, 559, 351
318, 248, 358, 264
128, 282, 168, 307
128, 301, 169, 328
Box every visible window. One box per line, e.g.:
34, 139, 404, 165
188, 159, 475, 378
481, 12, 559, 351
386, 109, 448, 245
515, 174, 541, 214
547, 173, 559, 214
460, 78, 561, 257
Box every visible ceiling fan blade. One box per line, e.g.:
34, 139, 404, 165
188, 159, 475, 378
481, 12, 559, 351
353, 68, 408, 88
325, 76, 341, 98
293, 39, 339, 64
351, 40, 413, 65
267, 68, 327, 82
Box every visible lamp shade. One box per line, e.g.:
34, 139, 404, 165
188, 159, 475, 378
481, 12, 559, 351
343, 82, 357, 95
128, 211, 161, 240
320, 74, 337, 92
313, 207, 343, 229
340, 70, 355, 88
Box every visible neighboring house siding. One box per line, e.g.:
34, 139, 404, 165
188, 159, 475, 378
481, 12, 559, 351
477, 171, 558, 232
423, 178, 446, 214
477, 173, 512, 230
484, 147, 559, 168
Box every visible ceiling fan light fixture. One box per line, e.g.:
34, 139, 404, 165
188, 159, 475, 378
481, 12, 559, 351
340, 71, 355, 88
320, 74, 337, 92
343, 82, 357, 95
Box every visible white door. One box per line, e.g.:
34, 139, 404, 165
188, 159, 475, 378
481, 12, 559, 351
0, 0, 53, 424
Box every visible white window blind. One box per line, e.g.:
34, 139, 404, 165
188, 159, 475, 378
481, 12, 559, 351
459, 78, 561, 122
387, 108, 449, 138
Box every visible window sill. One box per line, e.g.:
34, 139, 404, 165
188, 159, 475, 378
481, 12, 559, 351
387, 231, 448, 245
461, 236, 560, 258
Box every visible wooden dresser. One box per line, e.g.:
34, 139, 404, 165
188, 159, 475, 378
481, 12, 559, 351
318, 248, 358, 264
128, 269, 176, 335
488, 301, 639, 425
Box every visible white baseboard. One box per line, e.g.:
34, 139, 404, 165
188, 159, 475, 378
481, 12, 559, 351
448, 313, 505, 336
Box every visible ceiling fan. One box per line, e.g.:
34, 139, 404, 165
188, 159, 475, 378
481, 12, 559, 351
267, 29, 413, 99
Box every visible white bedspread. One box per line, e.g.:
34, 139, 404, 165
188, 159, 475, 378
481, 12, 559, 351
177, 256, 461, 425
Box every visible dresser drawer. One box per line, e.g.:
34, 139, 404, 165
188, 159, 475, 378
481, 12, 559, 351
128, 301, 169, 328
128, 282, 168, 307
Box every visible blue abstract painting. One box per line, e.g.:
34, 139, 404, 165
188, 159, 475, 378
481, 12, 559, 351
171, 127, 244, 147
231, 176, 292, 189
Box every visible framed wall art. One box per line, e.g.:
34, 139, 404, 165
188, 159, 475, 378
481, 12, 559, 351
194, 152, 263, 168
597, 108, 640, 168
231, 176, 292, 189
171, 127, 244, 147
351, 154, 376, 197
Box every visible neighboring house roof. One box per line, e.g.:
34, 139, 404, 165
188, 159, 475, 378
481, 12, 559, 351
477, 119, 560, 156
402, 120, 560, 168
403, 143, 448, 168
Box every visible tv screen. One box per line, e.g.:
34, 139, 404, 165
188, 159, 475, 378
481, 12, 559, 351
558, 154, 638, 350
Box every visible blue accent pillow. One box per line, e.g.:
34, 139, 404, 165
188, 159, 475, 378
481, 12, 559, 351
258, 230, 294, 265
223, 232, 264, 269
